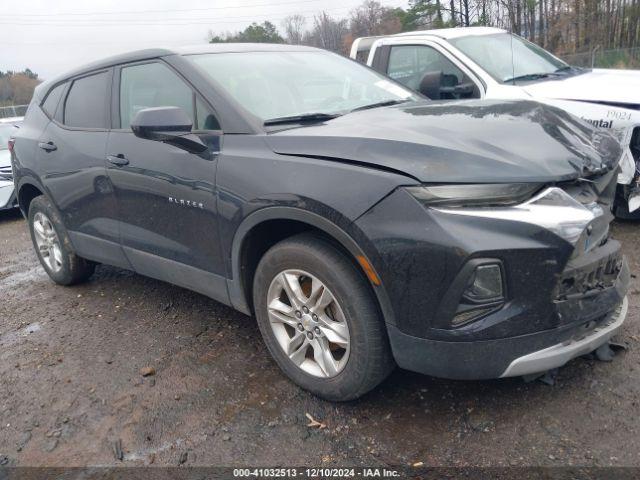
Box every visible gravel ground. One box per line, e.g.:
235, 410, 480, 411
0, 208, 639, 468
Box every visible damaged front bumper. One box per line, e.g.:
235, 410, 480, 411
356, 176, 630, 380
385, 251, 629, 380
501, 296, 628, 377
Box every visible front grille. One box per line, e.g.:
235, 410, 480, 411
0, 165, 12, 181
556, 248, 623, 300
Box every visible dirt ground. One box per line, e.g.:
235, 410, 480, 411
1, 208, 639, 468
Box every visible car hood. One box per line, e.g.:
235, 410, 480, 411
522, 69, 640, 107
266, 100, 621, 183
0, 150, 10, 169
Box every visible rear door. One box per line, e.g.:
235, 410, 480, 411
105, 60, 227, 301
36, 70, 128, 267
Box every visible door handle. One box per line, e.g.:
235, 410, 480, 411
38, 141, 57, 152
106, 154, 129, 166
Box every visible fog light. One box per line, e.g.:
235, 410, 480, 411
463, 264, 503, 302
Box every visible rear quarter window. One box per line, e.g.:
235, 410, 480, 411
63, 71, 110, 129
41, 83, 66, 118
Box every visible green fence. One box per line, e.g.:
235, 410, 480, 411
562, 47, 640, 69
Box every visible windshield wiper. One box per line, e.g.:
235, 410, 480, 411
263, 112, 341, 126
503, 72, 562, 83
350, 99, 410, 113
555, 65, 584, 75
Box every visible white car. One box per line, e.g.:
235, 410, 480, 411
351, 27, 640, 217
0, 117, 22, 211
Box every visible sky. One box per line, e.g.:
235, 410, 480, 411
2, 0, 409, 80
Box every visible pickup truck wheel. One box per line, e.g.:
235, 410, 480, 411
253, 233, 394, 401
28, 196, 95, 286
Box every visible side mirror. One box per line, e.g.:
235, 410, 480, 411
131, 107, 208, 155
418, 71, 475, 100
418, 71, 444, 99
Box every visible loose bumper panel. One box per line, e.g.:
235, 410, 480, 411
501, 296, 628, 377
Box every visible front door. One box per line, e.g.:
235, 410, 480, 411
105, 60, 227, 301
383, 44, 482, 100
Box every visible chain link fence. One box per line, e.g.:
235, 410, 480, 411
562, 47, 640, 69
0, 105, 28, 119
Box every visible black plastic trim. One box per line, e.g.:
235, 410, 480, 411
433, 258, 506, 329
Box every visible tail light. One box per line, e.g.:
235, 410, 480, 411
8, 138, 15, 153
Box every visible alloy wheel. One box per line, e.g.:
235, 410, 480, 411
266, 269, 350, 378
33, 212, 63, 273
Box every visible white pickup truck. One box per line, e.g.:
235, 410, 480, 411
350, 27, 640, 217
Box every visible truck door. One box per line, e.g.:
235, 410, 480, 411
373, 43, 482, 101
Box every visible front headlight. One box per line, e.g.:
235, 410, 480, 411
418, 186, 607, 248
618, 147, 636, 185
406, 183, 542, 208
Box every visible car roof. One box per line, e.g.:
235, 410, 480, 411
35, 43, 322, 100
390, 26, 506, 40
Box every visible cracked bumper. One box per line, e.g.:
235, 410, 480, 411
500, 296, 628, 377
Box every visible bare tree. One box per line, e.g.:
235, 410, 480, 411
282, 14, 306, 44
205, 0, 640, 62
350, 0, 404, 36
306, 12, 349, 53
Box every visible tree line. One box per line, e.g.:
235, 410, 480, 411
0, 69, 40, 107
210, 0, 640, 58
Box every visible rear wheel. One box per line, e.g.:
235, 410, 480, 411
28, 196, 95, 285
253, 233, 394, 401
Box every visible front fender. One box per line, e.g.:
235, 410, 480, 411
227, 206, 397, 327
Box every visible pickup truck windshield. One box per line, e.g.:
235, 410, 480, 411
449, 33, 569, 84
188, 51, 417, 123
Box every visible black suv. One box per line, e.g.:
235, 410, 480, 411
11, 44, 629, 401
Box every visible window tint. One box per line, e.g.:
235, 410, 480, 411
120, 62, 218, 130
387, 45, 478, 99
64, 72, 109, 128
42, 83, 66, 118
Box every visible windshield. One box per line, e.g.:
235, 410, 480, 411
0, 123, 20, 150
188, 51, 417, 122
449, 33, 569, 83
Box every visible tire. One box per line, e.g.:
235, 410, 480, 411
253, 233, 394, 401
28, 195, 95, 286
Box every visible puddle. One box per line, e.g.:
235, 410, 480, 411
21, 322, 42, 335
0, 321, 43, 350
0, 266, 47, 290
123, 439, 184, 462
122, 433, 208, 462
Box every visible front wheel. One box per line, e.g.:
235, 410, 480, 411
253, 233, 394, 401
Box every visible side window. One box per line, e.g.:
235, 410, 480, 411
119, 62, 219, 131
196, 97, 220, 130
63, 72, 110, 128
387, 45, 479, 100
41, 83, 66, 119
355, 48, 370, 64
